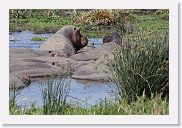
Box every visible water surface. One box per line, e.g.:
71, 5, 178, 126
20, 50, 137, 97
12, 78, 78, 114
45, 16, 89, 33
9, 31, 115, 108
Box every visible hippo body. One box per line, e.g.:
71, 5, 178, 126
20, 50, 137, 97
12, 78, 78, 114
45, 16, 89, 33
40, 25, 88, 57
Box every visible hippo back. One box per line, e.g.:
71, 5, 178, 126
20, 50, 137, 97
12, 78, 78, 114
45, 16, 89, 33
40, 25, 76, 57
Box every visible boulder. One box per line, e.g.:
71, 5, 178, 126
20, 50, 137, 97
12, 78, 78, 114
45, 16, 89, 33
9, 48, 77, 88
72, 63, 110, 81
71, 42, 119, 81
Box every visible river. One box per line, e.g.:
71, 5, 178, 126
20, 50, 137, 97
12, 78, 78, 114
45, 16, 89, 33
9, 31, 116, 108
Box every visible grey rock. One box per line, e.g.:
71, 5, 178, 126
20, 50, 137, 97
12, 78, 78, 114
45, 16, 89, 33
9, 41, 120, 88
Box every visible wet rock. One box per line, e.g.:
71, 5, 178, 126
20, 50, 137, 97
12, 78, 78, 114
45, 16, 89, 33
9, 48, 76, 88
71, 42, 119, 81
9, 41, 119, 88
72, 63, 110, 81
9, 74, 30, 89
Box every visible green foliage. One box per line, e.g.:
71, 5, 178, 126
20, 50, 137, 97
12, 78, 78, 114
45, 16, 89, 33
9, 94, 168, 115
9, 9, 169, 38
9, 87, 21, 115
110, 29, 169, 103
41, 77, 70, 115
31, 36, 48, 41
9, 76, 168, 115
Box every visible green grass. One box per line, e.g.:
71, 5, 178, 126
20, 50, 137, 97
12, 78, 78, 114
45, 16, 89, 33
28, 17, 71, 31
110, 29, 169, 103
9, 94, 168, 115
9, 75, 169, 115
31, 36, 48, 41
41, 78, 70, 115
9, 9, 169, 38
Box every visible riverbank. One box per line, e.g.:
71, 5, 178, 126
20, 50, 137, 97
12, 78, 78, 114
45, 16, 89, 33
9, 9, 168, 38
10, 95, 169, 115
10, 76, 168, 115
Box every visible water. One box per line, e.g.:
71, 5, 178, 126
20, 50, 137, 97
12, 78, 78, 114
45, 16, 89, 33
9, 31, 116, 108
9, 31, 52, 49
9, 31, 103, 49
14, 78, 115, 108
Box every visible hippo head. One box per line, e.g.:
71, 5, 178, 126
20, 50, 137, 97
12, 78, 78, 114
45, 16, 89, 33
80, 34, 88, 47
103, 35, 113, 43
103, 33, 121, 44
71, 27, 88, 52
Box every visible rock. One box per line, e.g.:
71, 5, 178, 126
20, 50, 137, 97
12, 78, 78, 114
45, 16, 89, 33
69, 51, 99, 61
9, 74, 31, 89
70, 42, 118, 61
70, 42, 119, 81
9, 40, 120, 88
72, 63, 110, 81
9, 48, 77, 88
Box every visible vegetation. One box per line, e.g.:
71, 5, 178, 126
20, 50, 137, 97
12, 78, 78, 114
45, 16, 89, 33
9, 9, 169, 115
9, 78, 168, 115
41, 78, 70, 115
9, 9, 168, 38
31, 36, 48, 41
110, 29, 169, 103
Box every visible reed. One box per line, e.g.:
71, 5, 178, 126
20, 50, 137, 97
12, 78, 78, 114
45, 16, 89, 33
41, 77, 70, 115
110, 29, 169, 103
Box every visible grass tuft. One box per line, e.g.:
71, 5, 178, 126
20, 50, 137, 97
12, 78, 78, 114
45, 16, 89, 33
110, 29, 169, 103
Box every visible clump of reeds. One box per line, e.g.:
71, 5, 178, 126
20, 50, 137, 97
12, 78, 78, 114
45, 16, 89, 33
110, 29, 169, 103
41, 77, 70, 115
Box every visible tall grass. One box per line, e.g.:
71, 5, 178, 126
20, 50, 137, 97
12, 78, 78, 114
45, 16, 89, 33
9, 86, 23, 114
111, 29, 169, 103
41, 77, 70, 115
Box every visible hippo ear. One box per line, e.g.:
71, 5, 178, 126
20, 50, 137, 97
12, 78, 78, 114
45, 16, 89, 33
73, 27, 77, 31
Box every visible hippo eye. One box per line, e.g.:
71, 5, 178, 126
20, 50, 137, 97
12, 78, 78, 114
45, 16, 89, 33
74, 28, 77, 31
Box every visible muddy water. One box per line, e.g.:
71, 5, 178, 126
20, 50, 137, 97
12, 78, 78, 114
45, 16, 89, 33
9, 31, 116, 108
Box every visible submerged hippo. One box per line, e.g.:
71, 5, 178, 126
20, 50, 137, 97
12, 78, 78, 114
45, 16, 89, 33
40, 25, 88, 57
103, 33, 122, 44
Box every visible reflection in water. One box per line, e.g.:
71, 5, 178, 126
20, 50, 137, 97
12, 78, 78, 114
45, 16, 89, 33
15, 77, 115, 108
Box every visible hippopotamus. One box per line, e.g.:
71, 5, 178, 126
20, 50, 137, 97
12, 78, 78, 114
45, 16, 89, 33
40, 25, 88, 57
103, 33, 122, 44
